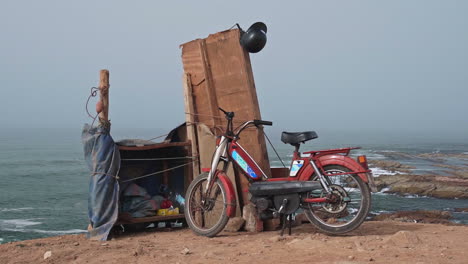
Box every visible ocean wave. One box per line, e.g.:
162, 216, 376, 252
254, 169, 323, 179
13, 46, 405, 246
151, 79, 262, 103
29, 229, 86, 235
371, 210, 392, 215
0, 227, 86, 235
373, 187, 391, 195
370, 167, 398, 177
0, 207, 34, 212
0, 219, 42, 228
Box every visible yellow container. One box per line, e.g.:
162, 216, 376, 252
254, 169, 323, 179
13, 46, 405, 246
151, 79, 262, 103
157, 209, 169, 216
167, 207, 179, 215
157, 207, 179, 216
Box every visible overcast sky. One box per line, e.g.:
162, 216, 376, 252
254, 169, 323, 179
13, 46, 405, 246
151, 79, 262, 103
1, 1, 467, 142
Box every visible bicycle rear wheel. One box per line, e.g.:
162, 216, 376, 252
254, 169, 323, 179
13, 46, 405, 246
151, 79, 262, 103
184, 172, 229, 237
304, 165, 371, 234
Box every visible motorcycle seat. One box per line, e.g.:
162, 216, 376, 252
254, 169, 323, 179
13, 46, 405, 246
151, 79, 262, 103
281, 131, 318, 145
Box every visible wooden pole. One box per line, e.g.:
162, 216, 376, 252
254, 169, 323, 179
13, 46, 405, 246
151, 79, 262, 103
98, 69, 110, 122
183, 73, 201, 176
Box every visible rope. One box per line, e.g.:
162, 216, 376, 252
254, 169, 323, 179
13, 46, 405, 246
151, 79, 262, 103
264, 131, 287, 168
85, 87, 100, 127
120, 161, 194, 183
91, 161, 195, 182
185, 112, 251, 124
121, 156, 197, 161
91, 172, 120, 180
147, 134, 169, 142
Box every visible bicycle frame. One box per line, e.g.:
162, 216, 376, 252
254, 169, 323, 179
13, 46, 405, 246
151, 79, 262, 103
203, 109, 375, 200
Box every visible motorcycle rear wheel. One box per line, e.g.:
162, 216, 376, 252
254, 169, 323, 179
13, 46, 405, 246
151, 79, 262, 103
304, 165, 371, 234
184, 172, 229, 237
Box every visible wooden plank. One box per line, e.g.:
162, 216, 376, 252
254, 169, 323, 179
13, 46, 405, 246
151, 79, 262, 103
199, 40, 222, 130
183, 73, 201, 176
203, 29, 271, 206
98, 69, 110, 122
116, 214, 185, 225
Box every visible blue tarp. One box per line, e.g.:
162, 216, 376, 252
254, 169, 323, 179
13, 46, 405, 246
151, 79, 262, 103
82, 123, 120, 241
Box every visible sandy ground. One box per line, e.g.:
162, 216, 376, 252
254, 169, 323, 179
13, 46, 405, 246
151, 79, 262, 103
1, 221, 468, 264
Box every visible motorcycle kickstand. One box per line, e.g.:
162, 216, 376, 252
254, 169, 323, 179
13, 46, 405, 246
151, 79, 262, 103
280, 214, 293, 236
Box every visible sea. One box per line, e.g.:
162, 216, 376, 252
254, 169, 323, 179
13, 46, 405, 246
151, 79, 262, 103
1, 127, 468, 244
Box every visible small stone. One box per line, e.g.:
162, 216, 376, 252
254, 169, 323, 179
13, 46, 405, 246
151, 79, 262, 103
161, 254, 168, 258
345, 245, 353, 249
243, 204, 259, 232
73, 242, 80, 246
224, 217, 245, 232
369, 257, 375, 261
101, 243, 109, 246
133, 251, 138, 256
43, 251, 52, 260
181, 247, 191, 255
286, 238, 302, 245
348, 256, 355, 260
268, 236, 285, 242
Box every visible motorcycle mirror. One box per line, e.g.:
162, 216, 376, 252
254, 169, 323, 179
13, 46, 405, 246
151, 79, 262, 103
238, 22, 267, 53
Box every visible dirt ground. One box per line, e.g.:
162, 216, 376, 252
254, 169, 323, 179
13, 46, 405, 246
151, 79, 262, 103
1, 221, 468, 264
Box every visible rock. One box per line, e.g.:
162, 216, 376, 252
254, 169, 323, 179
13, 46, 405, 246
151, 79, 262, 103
264, 218, 280, 231
181, 247, 191, 255
369, 160, 414, 173
454, 207, 468, 213
375, 174, 468, 199
43, 251, 52, 260
73, 242, 80, 246
224, 217, 245, 232
268, 235, 286, 242
348, 256, 355, 260
384, 231, 421, 247
371, 210, 453, 224
243, 204, 260, 232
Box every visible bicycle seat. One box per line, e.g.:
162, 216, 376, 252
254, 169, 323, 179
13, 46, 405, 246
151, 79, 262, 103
281, 131, 318, 145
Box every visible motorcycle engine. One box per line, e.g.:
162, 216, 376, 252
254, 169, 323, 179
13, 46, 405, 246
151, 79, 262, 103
273, 193, 300, 215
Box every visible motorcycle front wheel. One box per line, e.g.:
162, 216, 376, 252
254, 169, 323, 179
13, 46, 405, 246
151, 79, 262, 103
184, 172, 229, 237
304, 165, 371, 234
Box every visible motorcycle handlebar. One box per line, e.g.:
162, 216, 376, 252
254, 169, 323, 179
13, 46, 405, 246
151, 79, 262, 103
254, 120, 273, 126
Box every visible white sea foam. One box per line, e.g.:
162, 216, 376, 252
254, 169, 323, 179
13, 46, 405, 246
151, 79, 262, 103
370, 167, 398, 177
374, 187, 391, 195
29, 229, 86, 235
0, 207, 34, 212
0, 218, 86, 235
371, 210, 392, 215
0, 219, 42, 228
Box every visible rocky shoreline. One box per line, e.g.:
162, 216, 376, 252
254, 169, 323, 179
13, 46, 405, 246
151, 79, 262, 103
369, 154, 468, 199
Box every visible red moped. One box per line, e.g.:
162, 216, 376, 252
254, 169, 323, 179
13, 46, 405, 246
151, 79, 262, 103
185, 108, 376, 237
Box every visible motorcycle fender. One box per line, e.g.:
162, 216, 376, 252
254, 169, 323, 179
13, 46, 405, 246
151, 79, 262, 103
316, 155, 369, 183
216, 171, 237, 217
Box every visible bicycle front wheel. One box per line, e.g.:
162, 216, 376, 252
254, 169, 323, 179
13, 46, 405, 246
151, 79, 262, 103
184, 172, 229, 237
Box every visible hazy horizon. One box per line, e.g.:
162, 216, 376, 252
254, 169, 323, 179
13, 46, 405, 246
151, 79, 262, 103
1, 1, 467, 143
